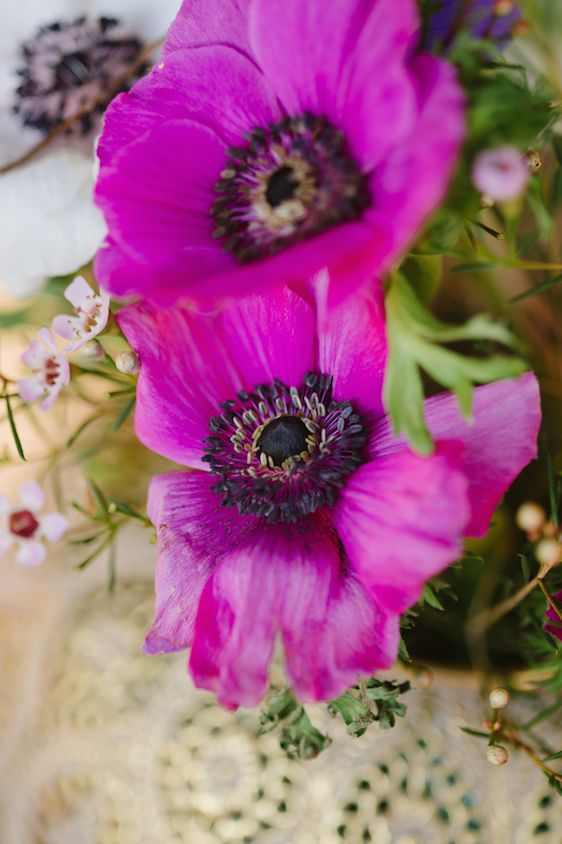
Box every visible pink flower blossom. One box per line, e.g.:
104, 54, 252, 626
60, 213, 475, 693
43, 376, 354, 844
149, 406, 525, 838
52, 275, 110, 352
0, 480, 68, 566
544, 590, 562, 642
472, 146, 529, 202
95, 0, 465, 309
117, 284, 540, 708
18, 327, 70, 410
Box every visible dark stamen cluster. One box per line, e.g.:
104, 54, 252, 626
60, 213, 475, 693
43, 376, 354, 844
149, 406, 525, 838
9, 510, 39, 539
14, 17, 145, 135
211, 113, 370, 263
202, 373, 367, 523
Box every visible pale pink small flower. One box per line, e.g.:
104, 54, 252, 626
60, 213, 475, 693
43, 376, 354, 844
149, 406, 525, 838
18, 327, 70, 410
472, 146, 529, 202
52, 276, 110, 353
0, 480, 68, 567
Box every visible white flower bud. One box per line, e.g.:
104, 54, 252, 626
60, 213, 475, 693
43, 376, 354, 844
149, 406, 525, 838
516, 502, 546, 534
536, 538, 562, 569
489, 688, 510, 709
115, 350, 139, 374
80, 340, 105, 360
486, 745, 509, 766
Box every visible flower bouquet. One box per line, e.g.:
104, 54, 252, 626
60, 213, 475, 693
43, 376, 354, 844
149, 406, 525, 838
1, 0, 562, 816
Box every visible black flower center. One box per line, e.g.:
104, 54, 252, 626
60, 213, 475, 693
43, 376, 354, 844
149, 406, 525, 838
212, 113, 369, 263
265, 166, 300, 208
14, 16, 145, 135
55, 50, 93, 90
203, 373, 367, 523
9, 509, 39, 538
257, 415, 309, 467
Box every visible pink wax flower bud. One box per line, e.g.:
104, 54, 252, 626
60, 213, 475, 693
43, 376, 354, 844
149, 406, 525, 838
472, 146, 529, 202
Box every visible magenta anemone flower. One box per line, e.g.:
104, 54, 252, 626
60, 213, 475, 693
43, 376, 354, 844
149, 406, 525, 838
95, 0, 465, 308
117, 284, 540, 708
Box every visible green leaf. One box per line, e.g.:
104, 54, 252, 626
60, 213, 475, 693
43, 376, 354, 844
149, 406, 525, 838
400, 254, 442, 303
460, 727, 490, 739
328, 693, 374, 738
542, 750, 562, 762
113, 396, 135, 432
259, 688, 330, 760
4, 395, 26, 461
521, 699, 562, 731
108, 497, 152, 525
66, 413, 103, 448
421, 584, 445, 611
87, 479, 109, 519
510, 273, 562, 303
384, 273, 526, 453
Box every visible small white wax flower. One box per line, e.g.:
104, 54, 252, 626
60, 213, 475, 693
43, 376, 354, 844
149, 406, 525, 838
17, 327, 70, 411
52, 276, 110, 352
0, 480, 68, 567
472, 146, 530, 202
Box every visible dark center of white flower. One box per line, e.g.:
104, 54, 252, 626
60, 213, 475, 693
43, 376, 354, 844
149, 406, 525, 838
9, 509, 39, 538
211, 114, 369, 263
203, 373, 367, 523
13, 16, 145, 135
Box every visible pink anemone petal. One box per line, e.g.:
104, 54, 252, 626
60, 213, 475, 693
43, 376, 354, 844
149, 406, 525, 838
333, 444, 470, 614
97, 45, 281, 167
117, 288, 315, 469
144, 472, 259, 655
20, 480, 44, 511
16, 540, 46, 567
371, 375, 541, 537
39, 513, 68, 542
96, 120, 233, 266
189, 517, 401, 708
366, 54, 465, 257
314, 274, 387, 417
94, 240, 232, 306
165, 0, 252, 57
248, 0, 417, 169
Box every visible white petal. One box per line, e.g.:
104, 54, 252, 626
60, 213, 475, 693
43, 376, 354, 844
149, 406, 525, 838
20, 479, 44, 510
64, 274, 94, 308
17, 376, 45, 403
89, 0, 181, 40
39, 512, 68, 541
16, 539, 46, 567
0, 494, 12, 515
0, 147, 107, 292
0, 533, 14, 556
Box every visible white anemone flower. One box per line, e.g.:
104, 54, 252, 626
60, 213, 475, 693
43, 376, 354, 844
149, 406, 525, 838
0, 480, 68, 566
0, 0, 181, 298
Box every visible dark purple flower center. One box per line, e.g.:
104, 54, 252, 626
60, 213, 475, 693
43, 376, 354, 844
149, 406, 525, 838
211, 114, 370, 263
202, 372, 367, 523
44, 356, 62, 387
14, 17, 145, 135
9, 509, 39, 538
